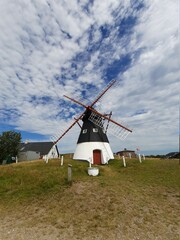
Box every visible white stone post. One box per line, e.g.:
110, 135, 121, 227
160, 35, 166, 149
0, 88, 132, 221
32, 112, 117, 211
45, 155, 49, 163
89, 157, 92, 168
61, 156, 64, 166
129, 153, 131, 159
15, 156, 18, 164
138, 154, 142, 163
143, 154, 145, 160
68, 164, 72, 183
122, 156, 126, 167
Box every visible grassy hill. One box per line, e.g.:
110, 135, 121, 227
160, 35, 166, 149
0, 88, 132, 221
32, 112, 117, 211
0, 158, 180, 240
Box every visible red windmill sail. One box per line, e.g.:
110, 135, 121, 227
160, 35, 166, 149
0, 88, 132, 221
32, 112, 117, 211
50, 79, 132, 164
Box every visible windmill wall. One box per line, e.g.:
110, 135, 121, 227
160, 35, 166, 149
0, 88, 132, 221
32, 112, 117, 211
73, 142, 114, 164
73, 118, 114, 164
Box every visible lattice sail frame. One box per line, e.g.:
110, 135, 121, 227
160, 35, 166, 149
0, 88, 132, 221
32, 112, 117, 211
67, 80, 117, 110
50, 111, 84, 144
88, 111, 131, 140
50, 79, 132, 145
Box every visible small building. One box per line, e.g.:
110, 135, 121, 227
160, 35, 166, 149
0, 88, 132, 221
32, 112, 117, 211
18, 141, 59, 162
116, 148, 136, 158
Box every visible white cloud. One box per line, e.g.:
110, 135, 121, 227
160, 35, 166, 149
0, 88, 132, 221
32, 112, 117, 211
0, 0, 179, 154
96, 0, 179, 154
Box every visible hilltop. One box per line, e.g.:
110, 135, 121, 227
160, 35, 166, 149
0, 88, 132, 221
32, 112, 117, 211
0, 158, 179, 240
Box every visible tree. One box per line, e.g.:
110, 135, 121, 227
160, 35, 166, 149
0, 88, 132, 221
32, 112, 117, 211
0, 131, 21, 164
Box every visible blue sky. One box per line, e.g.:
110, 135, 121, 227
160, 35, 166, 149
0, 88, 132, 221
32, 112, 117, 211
0, 0, 179, 155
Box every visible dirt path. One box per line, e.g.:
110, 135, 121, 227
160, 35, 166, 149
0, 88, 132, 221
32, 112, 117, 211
0, 182, 180, 240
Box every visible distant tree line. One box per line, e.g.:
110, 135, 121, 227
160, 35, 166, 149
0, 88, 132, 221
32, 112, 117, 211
146, 155, 165, 158
0, 131, 21, 164
146, 154, 180, 159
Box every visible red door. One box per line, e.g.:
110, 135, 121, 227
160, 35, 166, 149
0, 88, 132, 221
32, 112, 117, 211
93, 150, 101, 165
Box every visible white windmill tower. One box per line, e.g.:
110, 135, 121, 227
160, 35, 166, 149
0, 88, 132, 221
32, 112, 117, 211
51, 80, 132, 165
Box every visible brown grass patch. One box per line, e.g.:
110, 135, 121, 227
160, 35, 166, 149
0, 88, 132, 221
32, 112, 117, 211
0, 158, 179, 239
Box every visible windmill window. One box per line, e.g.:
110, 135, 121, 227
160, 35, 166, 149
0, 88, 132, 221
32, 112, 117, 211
93, 128, 98, 133
82, 129, 87, 134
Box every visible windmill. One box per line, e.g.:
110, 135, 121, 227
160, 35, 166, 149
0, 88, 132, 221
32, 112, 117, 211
51, 79, 132, 165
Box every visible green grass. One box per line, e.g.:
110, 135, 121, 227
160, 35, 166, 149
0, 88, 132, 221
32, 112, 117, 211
107, 158, 180, 187
0, 160, 66, 204
0, 157, 180, 239
0, 158, 179, 204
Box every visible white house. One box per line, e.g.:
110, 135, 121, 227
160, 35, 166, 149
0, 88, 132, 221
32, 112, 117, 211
18, 142, 59, 162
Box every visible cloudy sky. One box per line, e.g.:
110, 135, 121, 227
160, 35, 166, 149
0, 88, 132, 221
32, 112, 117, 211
0, 0, 179, 155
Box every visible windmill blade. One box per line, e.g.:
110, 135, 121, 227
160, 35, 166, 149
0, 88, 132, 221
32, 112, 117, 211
63, 80, 116, 112
51, 111, 85, 145
90, 79, 127, 113
90, 79, 116, 107
63, 95, 87, 109
107, 121, 132, 140
88, 108, 132, 140
74, 118, 82, 128
88, 107, 132, 132
105, 111, 112, 134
